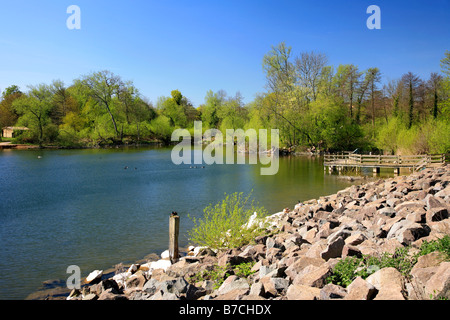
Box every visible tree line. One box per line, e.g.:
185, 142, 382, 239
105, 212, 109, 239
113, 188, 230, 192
0, 43, 449, 154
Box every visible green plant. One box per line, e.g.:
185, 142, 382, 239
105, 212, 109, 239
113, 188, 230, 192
188, 261, 256, 290
234, 262, 256, 278
327, 237, 450, 288
417, 235, 450, 260
188, 192, 269, 250
326, 257, 361, 287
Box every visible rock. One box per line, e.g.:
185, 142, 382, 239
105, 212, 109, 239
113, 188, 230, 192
85, 270, 103, 284
396, 224, 430, 246
386, 198, 401, 208
366, 267, 405, 300
166, 259, 201, 278
425, 194, 447, 210
125, 273, 146, 289
266, 247, 282, 263
218, 254, 252, 267
286, 284, 320, 300
410, 252, 444, 293
342, 244, 362, 258
195, 247, 217, 257
304, 227, 318, 242
258, 265, 276, 278
284, 256, 325, 280
99, 279, 120, 294
249, 282, 265, 297
172, 277, 189, 294
66, 289, 81, 300
327, 226, 352, 243
406, 209, 426, 223
435, 186, 450, 198
344, 232, 366, 246
214, 288, 249, 300
430, 219, 450, 234
266, 237, 284, 250
379, 207, 396, 218
426, 207, 449, 224
320, 283, 347, 300
98, 288, 127, 300
142, 279, 161, 295
150, 291, 179, 300
386, 219, 430, 245
150, 259, 172, 272
345, 276, 377, 300
260, 277, 289, 297
82, 293, 98, 300
321, 236, 345, 261
161, 250, 170, 259
293, 265, 331, 288
412, 251, 444, 272
424, 262, 450, 300
217, 276, 250, 296
394, 200, 425, 212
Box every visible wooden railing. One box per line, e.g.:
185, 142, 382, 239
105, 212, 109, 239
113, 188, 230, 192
324, 153, 446, 168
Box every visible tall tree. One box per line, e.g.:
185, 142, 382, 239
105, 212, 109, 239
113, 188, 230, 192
439, 51, 450, 118
201, 90, 225, 128
263, 42, 311, 146
0, 85, 22, 130
12, 84, 54, 145
427, 73, 443, 119
355, 71, 372, 124
157, 90, 187, 128
295, 51, 328, 102
385, 79, 403, 118
76, 70, 127, 138
50, 80, 78, 125
440, 50, 450, 77
401, 72, 422, 128
366, 68, 382, 129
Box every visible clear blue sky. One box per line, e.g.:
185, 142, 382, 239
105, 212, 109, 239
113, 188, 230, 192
0, 0, 449, 107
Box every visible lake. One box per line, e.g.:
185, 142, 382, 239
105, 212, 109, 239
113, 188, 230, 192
0, 146, 364, 299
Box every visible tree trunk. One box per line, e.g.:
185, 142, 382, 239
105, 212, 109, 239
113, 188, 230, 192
408, 81, 414, 129
433, 90, 438, 119
104, 103, 120, 138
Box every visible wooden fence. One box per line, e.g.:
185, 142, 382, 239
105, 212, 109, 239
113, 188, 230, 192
324, 153, 446, 173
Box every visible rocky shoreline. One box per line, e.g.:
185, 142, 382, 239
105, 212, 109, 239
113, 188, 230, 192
49, 165, 450, 300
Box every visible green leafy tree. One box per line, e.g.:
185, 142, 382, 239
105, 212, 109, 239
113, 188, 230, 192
0, 85, 22, 133
157, 94, 187, 128
201, 90, 225, 128
75, 70, 128, 139
12, 84, 55, 145
401, 72, 422, 129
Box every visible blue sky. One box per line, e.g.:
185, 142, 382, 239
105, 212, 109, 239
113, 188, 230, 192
0, 0, 449, 107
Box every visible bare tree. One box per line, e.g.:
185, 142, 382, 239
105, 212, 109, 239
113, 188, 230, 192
385, 79, 403, 118
295, 51, 328, 102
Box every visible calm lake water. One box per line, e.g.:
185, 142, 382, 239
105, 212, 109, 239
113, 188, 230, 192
0, 146, 362, 299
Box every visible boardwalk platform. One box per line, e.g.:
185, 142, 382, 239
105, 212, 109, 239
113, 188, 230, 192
324, 153, 446, 175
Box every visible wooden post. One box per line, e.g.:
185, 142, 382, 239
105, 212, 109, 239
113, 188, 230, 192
169, 212, 180, 264
373, 167, 380, 176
